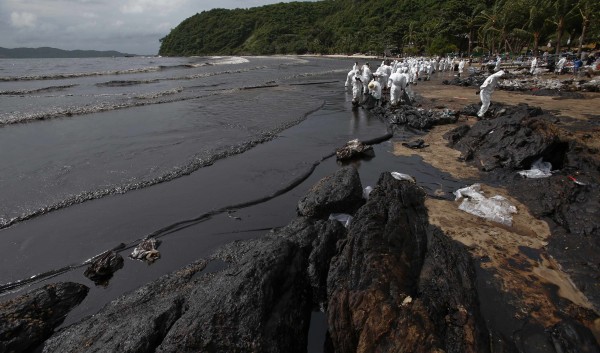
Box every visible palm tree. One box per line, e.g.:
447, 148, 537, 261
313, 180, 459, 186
547, 0, 579, 55
577, 0, 600, 59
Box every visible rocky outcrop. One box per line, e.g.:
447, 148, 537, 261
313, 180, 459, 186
370, 105, 459, 131
0, 282, 88, 353
449, 103, 565, 171
327, 173, 489, 353
297, 166, 364, 218
42, 168, 360, 353
7, 160, 597, 352
445, 102, 600, 332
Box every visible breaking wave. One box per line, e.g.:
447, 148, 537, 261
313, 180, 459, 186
0, 84, 78, 95
0, 100, 324, 230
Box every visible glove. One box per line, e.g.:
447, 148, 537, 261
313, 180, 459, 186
475, 90, 480, 95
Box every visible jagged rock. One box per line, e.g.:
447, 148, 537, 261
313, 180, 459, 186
297, 166, 364, 218
83, 250, 124, 285
327, 172, 489, 353
0, 282, 88, 353
43, 261, 205, 353
448, 103, 564, 171
384, 105, 459, 130
273, 218, 346, 308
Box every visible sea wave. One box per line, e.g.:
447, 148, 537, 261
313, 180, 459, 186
95, 79, 159, 87
0, 100, 324, 230
0, 84, 78, 95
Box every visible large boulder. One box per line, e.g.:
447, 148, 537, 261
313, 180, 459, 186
0, 282, 88, 353
327, 172, 489, 353
448, 104, 565, 171
297, 166, 364, 218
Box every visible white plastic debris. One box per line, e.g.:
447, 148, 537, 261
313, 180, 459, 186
328, 213, 353, 228
363, 186, 373, 199
453, 184, 517, 226
517, 158, 552, 178
391, 172, 416, 183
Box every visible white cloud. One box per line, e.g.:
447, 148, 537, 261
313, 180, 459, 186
120, 0, 188, 14
10, 11, 37, 28
82, 12, 98, 18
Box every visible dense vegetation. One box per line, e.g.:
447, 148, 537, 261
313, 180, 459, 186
158, 0, 599, 57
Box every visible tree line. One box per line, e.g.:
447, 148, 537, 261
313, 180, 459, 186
158, 0, 599, 58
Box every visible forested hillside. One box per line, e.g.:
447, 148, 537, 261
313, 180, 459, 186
158, 0, 599, 57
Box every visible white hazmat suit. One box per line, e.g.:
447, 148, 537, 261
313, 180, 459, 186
368, 80, 382, 101
477, 70, 505, 118
388, 71, 409, 105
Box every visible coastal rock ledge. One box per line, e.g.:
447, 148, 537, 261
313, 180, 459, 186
2, 166, 598, 352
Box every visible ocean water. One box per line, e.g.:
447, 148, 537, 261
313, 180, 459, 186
0, 56, 468, 338
0, 56, 355, 227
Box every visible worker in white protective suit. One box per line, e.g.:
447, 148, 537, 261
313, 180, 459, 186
351, 74, 364, 106
345, 67, 360, 88
458, 59, 465, 77
530, 57, 538, 74
494, 56, 502, 71
367, 80, 382, 106
476, 70, 505, 118
388, 70, 409, 106
375, 62, 389, 89
361, 63, 372, 94
555, 57, 567, 75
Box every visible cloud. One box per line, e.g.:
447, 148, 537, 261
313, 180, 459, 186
10, 11, 37, 28
120, 0, 188, 14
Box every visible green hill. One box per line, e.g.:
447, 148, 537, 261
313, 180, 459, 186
158, 0, 599, 57
0, 47, 135, 59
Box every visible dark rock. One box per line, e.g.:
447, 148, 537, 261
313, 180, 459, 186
0, 282, 88, 353
155, 237, 312, 353
273, 218, 346, 308
297, 166, 364, 218
402, 138, 430, 149
377, 105, 458, 130
43, 261, 205, 353
450, 104, 564, 171
327, 172, 489, 353
83, 250, 124, 285
444, 124, 471, 146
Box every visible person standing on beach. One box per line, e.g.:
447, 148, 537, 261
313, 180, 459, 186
458, 59, 465, 77
555, 56, 567, 74
388, 69, 409, 106
530, 57, 538, 74
476, 70, 505, 118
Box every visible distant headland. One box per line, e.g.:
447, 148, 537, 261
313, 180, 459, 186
0, 47, 136, 59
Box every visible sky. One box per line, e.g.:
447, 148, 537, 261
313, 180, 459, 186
0, 0, 319, 55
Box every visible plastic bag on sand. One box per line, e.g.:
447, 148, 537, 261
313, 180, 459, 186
391, 172, 416, 183
517, 158, 552, 178
453, 184, 517, 226
329, 213, 353, 228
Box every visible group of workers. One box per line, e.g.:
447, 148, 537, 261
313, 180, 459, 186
345, 56, 504, 118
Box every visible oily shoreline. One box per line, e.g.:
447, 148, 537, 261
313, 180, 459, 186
1, 69, 600, 352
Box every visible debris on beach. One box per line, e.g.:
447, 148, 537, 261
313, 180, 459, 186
328, 213, 353, 228
401, 138, 429, 149
390, 172, 415, 183
453, 184, 517, 226
336, 139, 374, 161
84, 250, 124, 285
517, 158, 553, 179
130, 238, 161, 262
